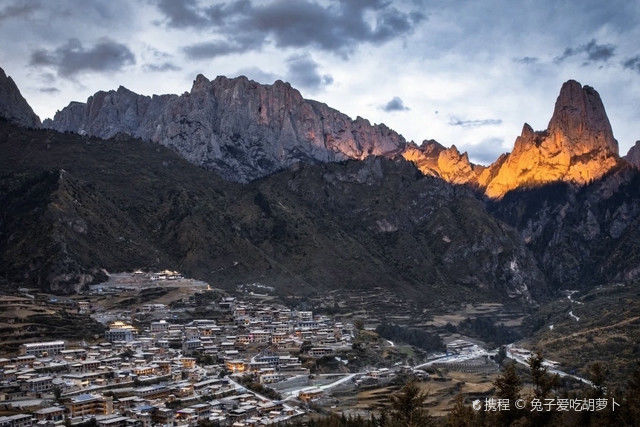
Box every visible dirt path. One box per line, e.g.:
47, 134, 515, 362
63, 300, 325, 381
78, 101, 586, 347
540, 316, 640, 346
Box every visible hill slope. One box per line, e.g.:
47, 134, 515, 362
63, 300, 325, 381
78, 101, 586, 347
0, 121, 545, 303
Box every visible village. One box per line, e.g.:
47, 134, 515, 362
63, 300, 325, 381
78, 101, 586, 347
0, 271, 543, 426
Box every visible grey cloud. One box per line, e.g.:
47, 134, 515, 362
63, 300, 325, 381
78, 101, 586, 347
467, 137, 506, 165
183, 35, 263, 59
147, 47, 171, 59
39, 72, 56, 84
623, 56, 640, 74
285, 54, 332, 91
143, 62, 181, 72
449, 116, 502, 127
174, 0, 424, 58
39, 87, 60, 93
30, 38, 135, 77
381, 96, 409, 112
0, 1, 40, 22
514, 56, 539, 64
235, 66, 279, 84
555, 39, 616, 63
156, 0, 209, 28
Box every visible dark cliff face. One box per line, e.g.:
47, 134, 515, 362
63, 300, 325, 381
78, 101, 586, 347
43, 74, 407, 183
0, 66, 41, 128
0, 121, 545, 303
489, 163, 640, 288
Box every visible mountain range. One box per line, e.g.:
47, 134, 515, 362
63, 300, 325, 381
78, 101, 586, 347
41, 73, 638, 198
1, 66, 639, 302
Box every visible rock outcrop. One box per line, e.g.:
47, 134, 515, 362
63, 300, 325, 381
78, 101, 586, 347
483, 80, 620, 198
0, 66, 40, 128
44, 74, 407, 182
402, 140, 485, 185
624, 141, 640, 168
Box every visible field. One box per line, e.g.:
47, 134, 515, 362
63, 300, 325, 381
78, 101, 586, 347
0, 294, 105, 355
330, 371, 497, 418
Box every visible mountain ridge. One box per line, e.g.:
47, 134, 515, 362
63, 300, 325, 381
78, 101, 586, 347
43, 73, 408, 183
3, 66, 640, 298
37, 70, 632, 198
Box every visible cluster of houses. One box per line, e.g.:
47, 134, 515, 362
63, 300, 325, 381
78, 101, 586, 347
0, 296, 356, 426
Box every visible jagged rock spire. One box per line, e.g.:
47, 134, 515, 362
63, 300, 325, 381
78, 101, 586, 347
0, 66, 41, 128
482, 80, 620, 198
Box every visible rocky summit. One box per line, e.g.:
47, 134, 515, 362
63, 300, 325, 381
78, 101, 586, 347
43, 74, 407, 182
401, 80, 624, 198
482, 80, 621, 198
402, 140, 485, 185
624, 140, 640, 168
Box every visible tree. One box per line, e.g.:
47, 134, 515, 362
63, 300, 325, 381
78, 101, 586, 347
300, 340, 313, 353
495, 346, 507, 366
622, 363, 640, 426
493, 362, 522, 426
387, 381, 433, 427
446, 394, 476, 427
528, 352, 557, 426
587, 361, 606, 398
528, 352, 557, 401
494, 362, 521, 402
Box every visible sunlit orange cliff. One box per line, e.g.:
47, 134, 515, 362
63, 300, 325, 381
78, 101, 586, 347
403, 80, 623, 198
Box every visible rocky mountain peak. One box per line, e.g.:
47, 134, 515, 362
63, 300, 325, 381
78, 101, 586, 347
0, 66, 41, 128
482, 80, 620, 198
521, 123, 534, 138
191, 74, 211, 92
10, 68, 622, 196
624, 140, 640, 168
43, 72, 407, 182
547, 79, 618, 155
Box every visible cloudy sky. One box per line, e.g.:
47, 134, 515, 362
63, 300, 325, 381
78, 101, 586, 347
1, 0, 639, 163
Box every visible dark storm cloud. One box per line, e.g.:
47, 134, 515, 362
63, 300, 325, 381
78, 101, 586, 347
143, 62, 181, 72
173, 0, 424, 58
381, 97, 409, 112
285, 54, 333, 91
29, 38, 135, 77
555, 39, 616, 64
623, 56, 640, 74
449, 116, 502, 127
